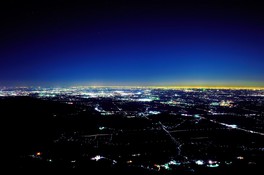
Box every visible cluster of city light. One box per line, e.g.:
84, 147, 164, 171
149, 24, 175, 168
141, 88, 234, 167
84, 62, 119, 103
152, 158, 234, 171
219, 100, 234, 107
91, 155, 103, 161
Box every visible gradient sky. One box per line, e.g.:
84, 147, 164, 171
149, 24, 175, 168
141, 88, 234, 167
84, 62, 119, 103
0, 0, 264, 87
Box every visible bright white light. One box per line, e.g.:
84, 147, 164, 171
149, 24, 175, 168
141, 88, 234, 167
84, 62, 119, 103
137, 98, 152, 102
207, 160, 219, 168
195, 160, 204, 165
237, 156, 244, 160
127, 160, 132, 163
99, 127, 105, 130
169, 160, 176, 165
208, 160, 217, 164
91, 155, 103, 161
207, 164, 219, 168
149, 111, 160, 115
226, 124, 237, 128
132, 153, 141, 157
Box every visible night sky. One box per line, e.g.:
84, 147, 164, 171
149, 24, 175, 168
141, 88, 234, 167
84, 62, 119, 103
1, 0, 264, 87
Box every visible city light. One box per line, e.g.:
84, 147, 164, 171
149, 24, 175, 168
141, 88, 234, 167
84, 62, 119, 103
3, 86, 264, 172
91, 155, 103, 161
195, 160, 204, 165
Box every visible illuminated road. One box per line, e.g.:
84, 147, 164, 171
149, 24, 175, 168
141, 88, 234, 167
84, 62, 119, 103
208, 119, 264, 136
159, 121, 183, 156
169, 127, 227, 133
113, 102, 122, 111
142, 108, 185, 156
242, 107, 258, 113
198, 114, 264, 136
82, 134, 112, 138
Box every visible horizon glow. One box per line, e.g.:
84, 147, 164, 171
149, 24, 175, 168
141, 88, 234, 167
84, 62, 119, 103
0, 1, 263, 87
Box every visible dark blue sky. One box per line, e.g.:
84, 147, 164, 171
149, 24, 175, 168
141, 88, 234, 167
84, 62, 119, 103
1, 0, 264, 87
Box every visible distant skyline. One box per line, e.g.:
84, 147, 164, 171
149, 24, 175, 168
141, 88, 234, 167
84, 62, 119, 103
0, 0, 264, 87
